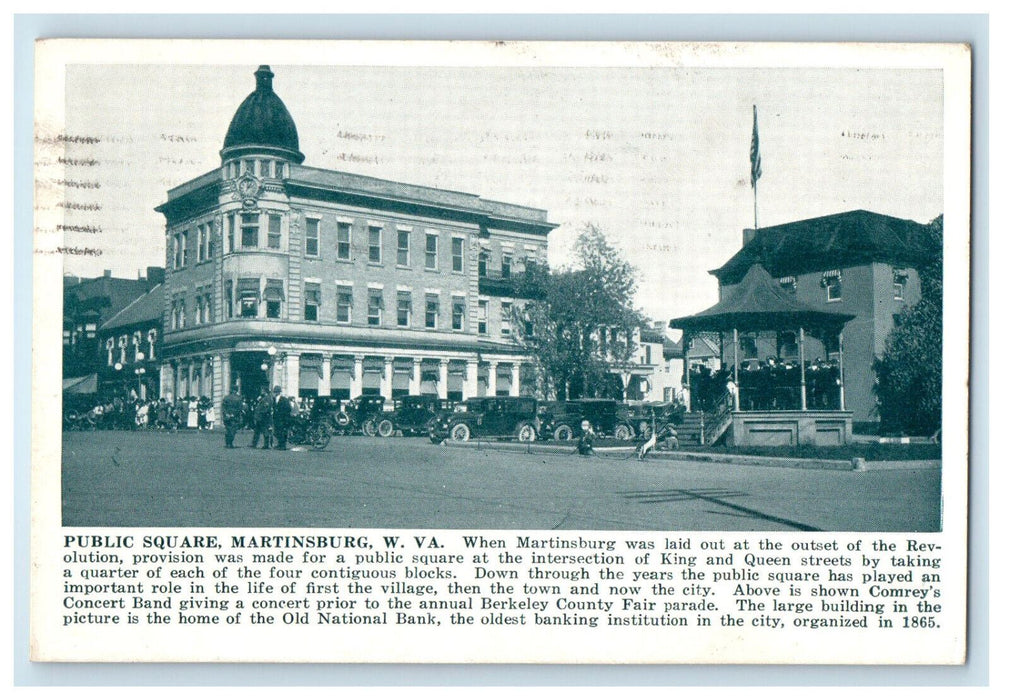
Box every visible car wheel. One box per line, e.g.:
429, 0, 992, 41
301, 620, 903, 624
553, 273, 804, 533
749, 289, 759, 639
516, 422, 537, 442
335, 411, 351, 427
615, 424, 633, 441
553, 424, 574, 441
362, 419, 377, 437
449, 422, 471, 442
377, 419, 395, 438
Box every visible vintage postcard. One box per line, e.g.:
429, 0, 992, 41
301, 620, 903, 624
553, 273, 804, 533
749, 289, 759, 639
32, 39, 970, 663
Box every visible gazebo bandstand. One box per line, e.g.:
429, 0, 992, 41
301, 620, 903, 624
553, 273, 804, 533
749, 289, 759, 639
669, 266, 855, 447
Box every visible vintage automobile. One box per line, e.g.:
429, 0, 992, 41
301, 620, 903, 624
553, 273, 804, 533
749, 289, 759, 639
429, 396, 540, 444
375, 395, 453, 437
334, 395, 388, 436
539, 398, 635, 441
627, 401, 685, 439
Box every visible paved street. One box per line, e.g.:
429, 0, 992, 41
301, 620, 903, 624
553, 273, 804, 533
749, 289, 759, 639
61, 430, 941, 531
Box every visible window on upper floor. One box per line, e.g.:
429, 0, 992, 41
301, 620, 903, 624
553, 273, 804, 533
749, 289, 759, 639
336, 286, 353, 324
451, 296, 466, 331
267, 214, 282, 250
477, 300, 488, 335
241, 213, 259, 248
501, 253, 512, 279
478, 250, 488, 278
452, 237, 465, 273
237, 278, 260, 318
196, 226, 205, 263
425, 294, 439, 329
367, 289, 384, 326
825, 275, 842, 302
264, 279, 284, 318
225, 215, 235, 254
397, 292, 412, 327
336, 222, 351, 260
778, 276, 796, 293
224, 280, 233, 319
304, 283, 320, 322
500, 301, 512, 336
305, 218, 320, 257
425, 233, 438, 270
397, 230, 410, 267
893, 268, 909, 300
740, 334, 758, 360
368, 226, 383, 264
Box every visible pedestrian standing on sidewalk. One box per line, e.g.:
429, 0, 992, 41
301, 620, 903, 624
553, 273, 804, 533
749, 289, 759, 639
221, 386, 244, 449
250, 388, 273, 449
272, 386, 293, 450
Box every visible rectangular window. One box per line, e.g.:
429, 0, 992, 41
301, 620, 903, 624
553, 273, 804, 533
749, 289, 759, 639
242, 159, 254, 174
425, 233, 438, 270
451, 297, 465, 331
367, 289, 384, 326
397, 292, 412, 327
173, 234, 181, 269
825, 275, 842, 302
500, 302, 512, 336
273, 161, 284, 179
237, 278, 260, 318
224, 280, 233, 319
397, 230, 410, 266
204, 293, 213, 324
259, 160, 271, 178
478, 251, 488, 277
196, 226, 205, 263
451, 237, 465, 273
267, 214, 282, 249
226, 215, 235, 253
778, 276, 796, 293
336, 222, 351, 260
425, 295, 439, 329
478, 300, 488, 335
305, 218, 320, 256
336, 286, 353, 323
264, 279, 284, 318
501, 254, 512, 279
195, 294, 204, 324
893, 269, 908, 300
304, 283, 321, 321
368, 226, 383, 263
241, 213, 259, 248
740, 334, 758, 360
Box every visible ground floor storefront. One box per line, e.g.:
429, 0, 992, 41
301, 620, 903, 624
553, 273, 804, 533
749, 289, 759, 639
160, 341, 536, 411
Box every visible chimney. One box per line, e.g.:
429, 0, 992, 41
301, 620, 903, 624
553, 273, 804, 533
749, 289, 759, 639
146, 266, 166, 285
103, 269, 112, 278
742, 228, 757, 246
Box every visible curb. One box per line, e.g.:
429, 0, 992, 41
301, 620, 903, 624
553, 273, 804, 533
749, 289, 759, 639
440, 439, 858, 471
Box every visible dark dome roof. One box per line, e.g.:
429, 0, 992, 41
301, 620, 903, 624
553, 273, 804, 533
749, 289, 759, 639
221, 66, 304, 163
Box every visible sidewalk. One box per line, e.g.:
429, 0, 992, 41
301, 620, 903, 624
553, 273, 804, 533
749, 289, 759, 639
442, 439, 941, 472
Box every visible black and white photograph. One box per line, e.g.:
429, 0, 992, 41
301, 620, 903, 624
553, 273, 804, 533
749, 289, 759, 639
31, 39, 971, 664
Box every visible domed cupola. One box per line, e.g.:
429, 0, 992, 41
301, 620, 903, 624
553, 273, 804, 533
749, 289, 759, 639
220, 65, 305, 164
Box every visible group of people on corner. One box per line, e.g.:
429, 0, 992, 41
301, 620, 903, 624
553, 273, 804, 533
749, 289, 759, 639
221, 385, 293, 450
65, 394, 215, 432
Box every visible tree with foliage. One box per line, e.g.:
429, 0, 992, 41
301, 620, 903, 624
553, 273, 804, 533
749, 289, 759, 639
515, 224, 646, 400
874, 215, 943, 436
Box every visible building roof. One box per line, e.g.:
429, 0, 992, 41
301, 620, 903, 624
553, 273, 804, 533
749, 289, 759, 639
221, 66, 304, 164
670, 265, 854, 333
100, 284, 163, 331
710, 209, 937, 284
663, 334, 720, 361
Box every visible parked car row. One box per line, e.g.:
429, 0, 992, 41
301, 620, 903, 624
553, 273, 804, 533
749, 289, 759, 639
307, 394, 685, 445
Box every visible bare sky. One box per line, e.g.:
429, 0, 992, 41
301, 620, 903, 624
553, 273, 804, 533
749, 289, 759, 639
51, 57, 943, 321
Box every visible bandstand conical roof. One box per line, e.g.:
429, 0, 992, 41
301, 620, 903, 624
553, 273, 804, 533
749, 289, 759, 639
669, 265, 854, 333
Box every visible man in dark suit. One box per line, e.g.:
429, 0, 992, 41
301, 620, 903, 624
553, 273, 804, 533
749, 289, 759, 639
250, 388, 273, 449
272, 386, 293, 450
221, 386, 244, 449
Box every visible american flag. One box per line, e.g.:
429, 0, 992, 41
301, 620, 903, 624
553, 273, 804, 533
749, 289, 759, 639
750, 104, 762, 188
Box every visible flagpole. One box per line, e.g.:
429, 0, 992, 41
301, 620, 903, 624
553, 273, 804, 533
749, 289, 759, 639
753, 175, 758, 231
750, 104, 761, 232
